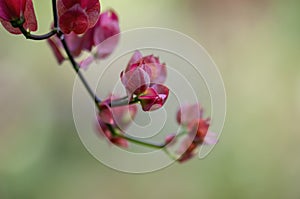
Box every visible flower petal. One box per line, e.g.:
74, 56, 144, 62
177, 103, 204, 125
47, 37, 65, 64
121, 67, 150, 96
59, 5, 88, 34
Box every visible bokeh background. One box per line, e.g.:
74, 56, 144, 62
1, 0, 300, 198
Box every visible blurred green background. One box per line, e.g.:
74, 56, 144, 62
1, 0, 300, 198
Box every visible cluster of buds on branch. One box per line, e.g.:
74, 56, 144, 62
0, 0, 217, 163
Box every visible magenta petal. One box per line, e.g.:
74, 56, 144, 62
125, 51, 167, 84
23, 0, 37, 31
65, 32, 83, 57
111, 104, 138, 130
0, 1, 12, 21
98, 103, 114, 125
59, 5, 88, 34
95, 34, 119, 59
92, 10, 120, 59
165, 133, 176, 145
110, 137, 128, 148
79, 56, 94, 70
126, 51, 143, 69
138, 84, 169, 111
81, 29, 94, 51
0, 0, 37, 34
177, 104, 204, 125
203, 131, 218, 145
138, 87, 163, 111
0, 0, 26, 20
151, 84, 169, 100
85, 0, 100, 29
47, 37, 65, 64
121, 67, 150, 96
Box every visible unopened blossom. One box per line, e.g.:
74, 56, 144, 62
177, 118, 210, 163
124, 51, 167, 84
57, 0, 100, 34
0, 0, 37, 34
96, 117, 129, 148
96, 96, 137, 148
175, 104, 217, 163
121, 51, 169, 111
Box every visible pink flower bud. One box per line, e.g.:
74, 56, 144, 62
173, 104, 215, 163
125, 51, 167, 84
96, 118, 129, 148
0, 0, 37, 34
121, 51, 169, 106
121, 67, 151, 97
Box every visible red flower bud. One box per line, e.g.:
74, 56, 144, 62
96, 95, 138, 148
173, 104, 217, 163
0, 0, 37, 34
187, 119, 210, 144
138, 84, 169, 111
121, 51, 169, 107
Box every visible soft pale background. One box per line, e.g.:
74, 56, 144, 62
0, 0, 300, 198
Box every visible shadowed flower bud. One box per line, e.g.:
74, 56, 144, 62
57, 0, 100, 34
174, 104, 217, 163
96, 95, 138, 148
0, 0, 37, 34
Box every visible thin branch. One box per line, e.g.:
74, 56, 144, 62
109, 96, 139, 107
19, 26, 57, 40
52, 0, 58, 28
60, 37, 102, 104
107, 125, 166, 149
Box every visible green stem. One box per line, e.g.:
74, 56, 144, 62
107, 125, 166, 149
109, 96, 139, 107
60, 37, 102, 104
